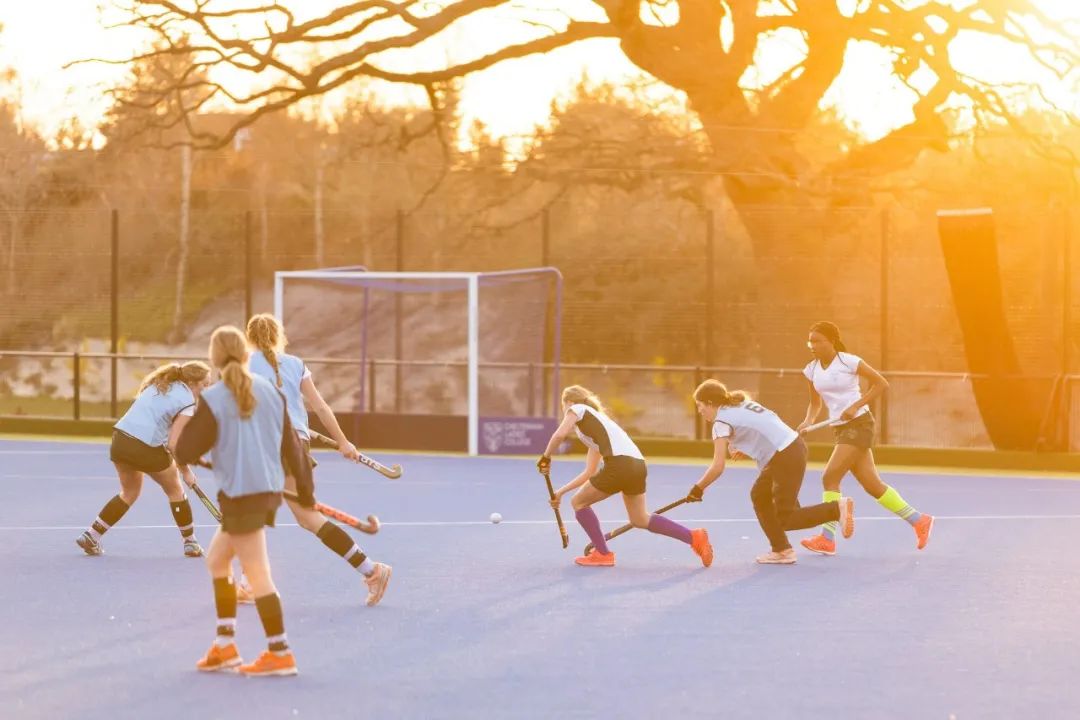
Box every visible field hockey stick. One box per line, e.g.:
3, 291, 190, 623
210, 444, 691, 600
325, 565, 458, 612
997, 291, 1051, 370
799, 417, 844, 434
583, 496, 690, 556
191, 481, 223, 522
308, 430, 403, 480
283, 490, 380, 535
176, 457, 223, 521
543, 470, 570, 549
191, 456, 375, 533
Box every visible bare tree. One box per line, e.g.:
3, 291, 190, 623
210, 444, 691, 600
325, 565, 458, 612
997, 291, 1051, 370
93, 1, 1078, 365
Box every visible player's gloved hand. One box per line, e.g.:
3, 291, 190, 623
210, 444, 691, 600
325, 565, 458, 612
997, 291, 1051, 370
536, 455, 551, 474
687, 484, 705, 503
180, 466, 197, 488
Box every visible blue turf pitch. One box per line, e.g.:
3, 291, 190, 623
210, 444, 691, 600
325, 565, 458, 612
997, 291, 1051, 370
2, 438, 1079, 719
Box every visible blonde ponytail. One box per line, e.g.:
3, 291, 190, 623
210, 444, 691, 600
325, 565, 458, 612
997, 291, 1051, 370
137, 361, 211, 397
246, 313, 287, 388
137, 363, 183, 396
693, 379, 750, 407
210, 326, 256, 418
221, 360, 256, 418
561, 385, 607, 416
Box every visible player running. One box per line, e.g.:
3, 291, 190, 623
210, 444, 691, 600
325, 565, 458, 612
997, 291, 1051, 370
541, 385, 713, 568
245, 313, 391, 606
687, 379, 854, 564
176, 325, 312, 677
797, 321, 933, 556
76, 361, 211, 558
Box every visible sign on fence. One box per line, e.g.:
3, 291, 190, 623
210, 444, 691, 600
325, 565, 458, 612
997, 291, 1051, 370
479, 417, 558, 455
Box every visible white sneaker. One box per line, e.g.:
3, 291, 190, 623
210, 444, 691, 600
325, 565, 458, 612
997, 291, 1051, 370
235, 580, 256, 605
839, 496, 855, 539
364, 562, 392, 607
756, 549, 797, 564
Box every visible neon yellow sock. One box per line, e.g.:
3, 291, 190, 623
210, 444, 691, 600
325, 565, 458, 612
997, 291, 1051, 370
821, 491, 841, 539
877, 485, 921, 525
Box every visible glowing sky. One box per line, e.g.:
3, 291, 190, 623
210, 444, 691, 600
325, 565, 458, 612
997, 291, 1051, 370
0, 1, 1075, 146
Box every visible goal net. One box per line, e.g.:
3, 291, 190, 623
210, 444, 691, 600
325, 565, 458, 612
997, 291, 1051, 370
274, 268, 562, 455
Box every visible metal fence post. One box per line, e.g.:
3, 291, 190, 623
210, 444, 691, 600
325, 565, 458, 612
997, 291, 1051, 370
244, 210, 253, 323
110, 209, 119, 419
541, 207, 550, 267
527, 363, 536, 416
705, 210, 715, 367
395, 210, 404, 413
73, 351, 81, 421
368, 359, 377, 413
694, 367, 704, 440
879, 208, 890, 445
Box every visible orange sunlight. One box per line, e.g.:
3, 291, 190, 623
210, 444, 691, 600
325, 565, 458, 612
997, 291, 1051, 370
0, 0, 1075, 146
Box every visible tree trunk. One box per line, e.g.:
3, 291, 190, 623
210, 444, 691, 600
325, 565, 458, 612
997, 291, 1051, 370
173, 144, 192, 336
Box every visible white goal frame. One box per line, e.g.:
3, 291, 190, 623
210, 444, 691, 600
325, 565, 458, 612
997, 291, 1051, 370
275, 269, 559, 456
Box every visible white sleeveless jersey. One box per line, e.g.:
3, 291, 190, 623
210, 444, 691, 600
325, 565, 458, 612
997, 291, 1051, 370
569, 404, 644, 460
803, 352, 869, 421
713, 400, 798, 469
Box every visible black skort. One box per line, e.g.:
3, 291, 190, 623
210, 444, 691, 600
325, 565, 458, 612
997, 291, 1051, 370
833, 412, 876, 450
109, 430, 172, 474
589, 455, 647, 496
218, 491, 283, 534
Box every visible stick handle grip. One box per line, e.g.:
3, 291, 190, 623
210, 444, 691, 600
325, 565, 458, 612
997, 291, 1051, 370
543, 472, 570, 549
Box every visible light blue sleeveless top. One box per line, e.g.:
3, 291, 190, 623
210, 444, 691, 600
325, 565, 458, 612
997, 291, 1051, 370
201, 375, 286, 498
249, 351, 310, 439
114, 381, 195, 447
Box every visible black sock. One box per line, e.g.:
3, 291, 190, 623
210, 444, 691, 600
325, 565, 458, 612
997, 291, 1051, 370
90, 495, 131, 536
170, 498, 195, 539
254, 593, 288, 654
212, 577, 237, 643
316, 521, 367, 569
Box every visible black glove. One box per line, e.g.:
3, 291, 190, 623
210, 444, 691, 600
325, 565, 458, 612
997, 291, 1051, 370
687, 484, 704, 503
536, 455, 551, 474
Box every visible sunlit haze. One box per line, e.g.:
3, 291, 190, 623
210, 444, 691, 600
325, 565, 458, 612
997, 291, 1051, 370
0, 1, 1076, 145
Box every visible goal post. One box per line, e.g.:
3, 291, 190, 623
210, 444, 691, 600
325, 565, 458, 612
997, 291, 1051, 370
273, 268, 562, 456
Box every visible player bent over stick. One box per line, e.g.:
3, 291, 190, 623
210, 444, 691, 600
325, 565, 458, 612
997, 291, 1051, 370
688, 380, 854, 564
245, 314, 391, 606
176, 325, 313, 676
76, 361, 211, 558
541, 385, 713, 568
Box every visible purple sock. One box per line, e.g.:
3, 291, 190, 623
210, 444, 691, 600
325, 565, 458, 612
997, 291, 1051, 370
648, 514, 693, 545
575, 508, 610, 555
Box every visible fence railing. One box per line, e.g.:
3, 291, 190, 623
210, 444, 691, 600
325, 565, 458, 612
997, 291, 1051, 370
0, 350, 1075, 451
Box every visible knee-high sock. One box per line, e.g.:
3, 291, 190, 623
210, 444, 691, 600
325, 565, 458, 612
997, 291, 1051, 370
821, 491, 841, 540
170, 498, 195, 539
254, 593, 289, 654
575, 508, 610, 555
316, 521, 374, 576
647, 514, 692, 545
876, 486, 922, 525
89, 495, 131, 540
212, 576, 237, 647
